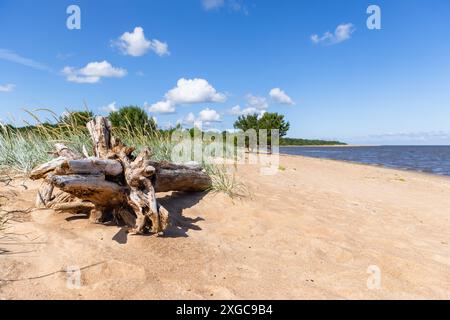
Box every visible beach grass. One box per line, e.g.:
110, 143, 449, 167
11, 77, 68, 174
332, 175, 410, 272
0, 109, 245, 196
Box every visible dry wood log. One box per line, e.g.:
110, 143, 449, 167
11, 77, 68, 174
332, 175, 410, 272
30, 157, 67, 180
153, 166, 211, 192
32, 157, 211, 192
54, 158, 123, 177
50, 175, 127, 206
55, 143, 83, 159
31, 116, 212, 235
35, 180, 54, 208
34, 144, 84, 209
86, 116, 112, 158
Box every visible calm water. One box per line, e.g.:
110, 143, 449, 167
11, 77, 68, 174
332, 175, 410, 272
279, 146, 450, 177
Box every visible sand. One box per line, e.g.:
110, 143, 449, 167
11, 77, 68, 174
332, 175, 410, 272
1, 154, 450, 300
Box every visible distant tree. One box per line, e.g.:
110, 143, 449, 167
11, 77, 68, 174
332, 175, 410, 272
109, 106, 157, 133
257, 112, 290, 138
257, 112, 290, 152
233, 112, 290, 152
233, 114, 259, 132
59, 110, 94, 127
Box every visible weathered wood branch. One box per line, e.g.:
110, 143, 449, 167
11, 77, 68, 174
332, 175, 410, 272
154, 166, 211, 192
31, 158, 211, 192
54, 158, 123, 177
86, 116, 112, 158
30, 157, 67, 180
31, 116, 212, 235
55, 143, 83, 159
50, 175, 127, 206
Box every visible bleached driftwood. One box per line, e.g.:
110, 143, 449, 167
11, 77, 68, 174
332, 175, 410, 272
30, 116, 211, 235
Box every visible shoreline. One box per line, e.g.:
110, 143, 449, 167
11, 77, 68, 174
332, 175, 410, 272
277, 153, 450, 180
280, 144, 368, 147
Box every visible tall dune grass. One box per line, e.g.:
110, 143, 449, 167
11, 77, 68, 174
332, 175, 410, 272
0, 110, 246, 196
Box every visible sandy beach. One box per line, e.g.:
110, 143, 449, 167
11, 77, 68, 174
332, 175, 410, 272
1, 154, 450, 300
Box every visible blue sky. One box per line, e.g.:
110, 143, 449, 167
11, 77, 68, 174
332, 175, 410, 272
1, 0, 450, 144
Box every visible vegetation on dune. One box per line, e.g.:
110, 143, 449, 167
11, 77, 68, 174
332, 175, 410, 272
204, 163, 248, 198
109, 106, 157, 133
60, 110, 94, 127
0, 108, 246, 197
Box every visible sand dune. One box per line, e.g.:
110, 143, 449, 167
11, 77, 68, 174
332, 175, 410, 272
1, 155, 450, 299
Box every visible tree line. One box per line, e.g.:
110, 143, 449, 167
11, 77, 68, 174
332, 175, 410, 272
5, 106, 345, 145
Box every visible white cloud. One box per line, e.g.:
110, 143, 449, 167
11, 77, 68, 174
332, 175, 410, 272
227, 93, 270, 116
246, 94, 268, 110
166, 78, 226, 104
150, 78, 226, 114
202, 0, 225, 10
269, 88, 295, 105
227, 105, 261, 116
202, 0, 247, 13
150, 39, 170, 57
181, 108, 222, 127
311, 23, 355, 45
100, 101, 118, 113
183, 112, 196, 125
228, 105, 243, 115
0, 84, 15, 92
113, 27, 169, 57
62, 60, 127, 84
147, 100, 176, 114
205, 128, 222, 134
0, 49, 50, 71
198, 108, 222, 122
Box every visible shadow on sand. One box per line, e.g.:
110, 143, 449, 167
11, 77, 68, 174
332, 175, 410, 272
158, 191, 207, 238
111, 191, 208, 244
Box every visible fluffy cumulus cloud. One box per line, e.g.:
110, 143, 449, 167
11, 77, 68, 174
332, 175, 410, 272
100, 101, 118, 113
226, 94, 268, 116
113, 27, 169, 57
198, 108, 222, 122
183, 112, 196, 125
311, 23, 355, 45
227, 88, 294, 116
62, 61, 127, 84
228, 105, 259, 116
146, 100, 176, 114
149, 78, 226, 114
269, 88, 295, 105
246, 94, 268, 110
0, 83, 15, 92
166, 78, 226, 104
182, 108, 222, 127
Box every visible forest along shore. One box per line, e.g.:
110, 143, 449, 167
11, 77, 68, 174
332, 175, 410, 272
1, 154, 450, 299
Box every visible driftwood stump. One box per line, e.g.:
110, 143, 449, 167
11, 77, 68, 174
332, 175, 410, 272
30, 116, 211, 235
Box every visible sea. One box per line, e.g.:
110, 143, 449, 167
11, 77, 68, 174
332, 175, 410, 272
279, 146, 450, 178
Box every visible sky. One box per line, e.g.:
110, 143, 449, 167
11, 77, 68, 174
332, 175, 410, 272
0, 0, 450, 145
